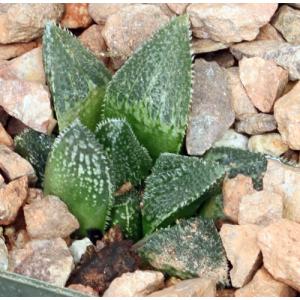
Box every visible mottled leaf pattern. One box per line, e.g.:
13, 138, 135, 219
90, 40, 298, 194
136, 217, 228, 283
95, 119, 152, 189
103, 15, 192, 158
111, 190, 142, 241
204, 147, 268, 189
43, 22, 112, 131
14, 129, 55, 187
43, 119, 114, 235
142, 153, 225, 234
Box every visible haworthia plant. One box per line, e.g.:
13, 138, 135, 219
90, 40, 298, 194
111, 190, 142, 241
43, 22, 112, 131
142, 153, 226, 235
43, 119, 114, 235
103, 15, 192, 159
95, 119, 152, 189
136, 217, 228, 284
14, 129, 55, 187
204, 147, 268, 190
199, 193, 225, 221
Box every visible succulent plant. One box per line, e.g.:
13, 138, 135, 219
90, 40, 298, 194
14, 129, 55, 187
142, 153, 226, 235
43, 22, 112, 131
103, 15, 193, 159
43, 119, 114, 235
136, 217, 229, 284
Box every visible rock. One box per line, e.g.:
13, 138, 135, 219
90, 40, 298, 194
0, 4, 64, 44
0, 145, 36, 182
186, 59, 235, 155
102, 4, 170, 69
238, 191, 283, 226
0, 107, 9, 126
220, 224, 262, 288
274, 81, 300, 150
235, 113, 277, 135
187, 4, 277, 43
167, 4, 188, 15
148, 277, 216, 297
103, 270, 164, 297
231, 40, 300, 81
222, 174, 255, 223
209, 51, 235, 68
281, 149, 299, 164
226, 67, 257, 119
9, 238, 74, 287
216, 288, 236, 297
0, 237, 8, 271
235, 267, 297, 297
192, 39, 230, 54
239, 57, 288, 112
165, 277, 182, 288
256, 23, 285, 41
272, 5, 300, 44
0, 123, 13, 148
213, 129, 248, 150
68, 284, 98, 296
263, 159, 300, 222
0, 175, 4, 188
69, 238, 93, 264
0, 47, 45, 84
26, 188, 44, 204
0, 41, 37, 60
88, 4, 131, 25
0, 78, 56, 134
24, 195, 79, 239
248, 133, 289, 157
257, 219, 300, 291
61, 4, 92, 29
79, 25, 108, 64
0, 176, 28, 225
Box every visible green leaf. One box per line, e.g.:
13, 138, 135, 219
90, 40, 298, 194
204, 147, 268, 190
95, 119, 152, 189
136, 217, 228, 283
142, 153, 226, 235
103, 16, 192, 159
14, 129, 55, 187
199, 193, 225, 221
111, 190, 142, 241
43, 22, 112, 131
43, 119, 114, 235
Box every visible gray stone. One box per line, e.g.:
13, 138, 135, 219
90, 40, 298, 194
235, 113, 277, 135
213, 129, 248, 150
0, 237, 8, 271
186, 59, 235, 155
69, 238, 93, 264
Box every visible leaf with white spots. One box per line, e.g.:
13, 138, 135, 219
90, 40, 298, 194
103, 15, 192, 158
14, 129, 55, 187
111, 190, 142, 241
136, 217, 229, 283
43, 22, 112, 131
43, 119, 114, 235
142, 153, 226, 235
95, 119, 152, 189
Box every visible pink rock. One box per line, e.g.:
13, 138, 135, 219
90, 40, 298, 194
0, 123, 13, 148
257, 219, 300, 292
0, 41, 37, 60
167, 4, 188, 15
235, 267, 297, 297
222, 174, 255, 223
187, 4, 278, 43
0, 78, 56, 134
220, 224, 262, 288
238, 191, 283, 226
0, 176, 28, 225
24, 195, 79, 239
9, 238, 74, 287
68, 284, 98, 296
61, 4, 92, 29
256, 23, 285, 42
274, 81, 300, 150
239, 57, 288, 113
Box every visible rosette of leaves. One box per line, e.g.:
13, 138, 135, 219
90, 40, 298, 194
43, 119, 114, 235
95, 119, 152, 189
14, 129, 55, 187
43, 22, 112, 131
142, 153, 226, 235
135, 217, 228, 284
103, 15, 192, 159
